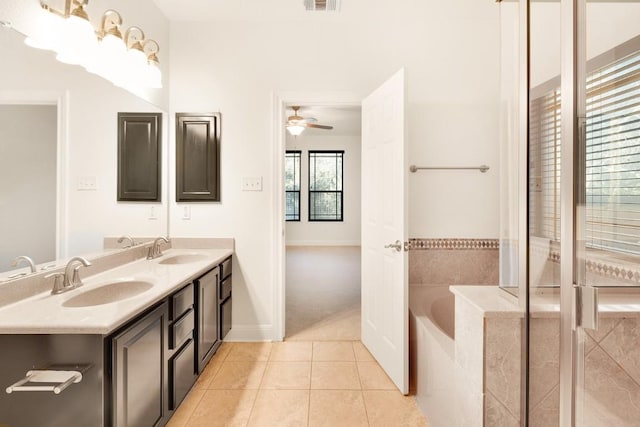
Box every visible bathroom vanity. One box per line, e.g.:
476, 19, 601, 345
0, 244, 233, 427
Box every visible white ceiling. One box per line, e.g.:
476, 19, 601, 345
287, 105, 361, 137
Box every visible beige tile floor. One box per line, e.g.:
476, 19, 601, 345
167, 341, 428, 427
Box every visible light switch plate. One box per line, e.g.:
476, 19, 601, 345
242, 176, 263, 191
182, 206, 191, 220
148, 206, 158, 220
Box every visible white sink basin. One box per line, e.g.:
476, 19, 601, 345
157, 253, 208, 265
62, 280, 154, 308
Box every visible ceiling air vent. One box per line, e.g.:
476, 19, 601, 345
304, 0, 341, 12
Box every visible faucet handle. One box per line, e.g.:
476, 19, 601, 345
46, 272, 66, 295
71, 265, 84, 288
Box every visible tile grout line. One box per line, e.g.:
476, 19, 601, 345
182, 388, 206, 427
353, 342, 371, 426
245, 343, 273, 426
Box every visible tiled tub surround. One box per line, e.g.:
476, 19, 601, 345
452, 286, 640, 427
409, 238, 499, 286
409, 238, 499, 426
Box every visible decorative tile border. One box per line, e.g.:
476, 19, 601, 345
547, 248, 640, 285
409, 238, 499, 250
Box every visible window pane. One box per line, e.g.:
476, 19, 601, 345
285, 151, 300, 191
310, 192, 342, 221
285, 191, 300, 221
285, 151, 301, 221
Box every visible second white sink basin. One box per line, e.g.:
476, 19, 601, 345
62, 280, 154, 308
157, 253, 208, 265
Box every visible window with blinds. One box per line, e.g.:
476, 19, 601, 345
530, 45, 640, 255
586, 50, 640, 254
529, 89, 562, 241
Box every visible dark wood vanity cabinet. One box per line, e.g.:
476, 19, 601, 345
117, 112, 162, 201
195, 267, 220, 373
175, 113, 221, 202
168, 284, 197, 410
110, 302, 169, 427
219, 256, 232, 340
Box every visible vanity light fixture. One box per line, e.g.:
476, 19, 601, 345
25, 0, 162, 90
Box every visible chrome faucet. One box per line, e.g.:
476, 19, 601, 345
46, 256, 92, 295
147, 237, 170, 260
63, 257, 92, 289
117, 235, 136, 248
11, 256, 36, 273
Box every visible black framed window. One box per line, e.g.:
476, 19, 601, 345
309, 151, 344, 221
285, 151, 301, 221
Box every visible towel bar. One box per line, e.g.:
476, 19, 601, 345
6, 364, 91, 395
409, 165, 490, 173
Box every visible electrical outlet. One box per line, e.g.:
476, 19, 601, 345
242, 177, 263, 191
77, 176, 98, 191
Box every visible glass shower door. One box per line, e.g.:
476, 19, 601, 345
574, 1, 640, 425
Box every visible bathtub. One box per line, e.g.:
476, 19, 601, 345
409, 285, 457, 427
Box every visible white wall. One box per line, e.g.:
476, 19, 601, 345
285, 134, 361, 246
530, 2, 640, 87
168, 0, 501, 339
0, 105, 56, 271
0, 26, 168, 260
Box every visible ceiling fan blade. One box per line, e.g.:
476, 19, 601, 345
305, 123, 333, 130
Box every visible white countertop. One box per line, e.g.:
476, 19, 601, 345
0, 248, 232, 335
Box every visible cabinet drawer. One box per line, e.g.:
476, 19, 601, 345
171, 308, 194, 350
219, 276, 232, 301
170, 338, 197, 410
171, 283, 194, 320
220, 297, 232, 340
219, 256, 232, 281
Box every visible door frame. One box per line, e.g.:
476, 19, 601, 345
0, 90, 69, 261
271, 91, 362, 341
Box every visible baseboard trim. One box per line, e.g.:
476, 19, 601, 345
224, 324, 275, 342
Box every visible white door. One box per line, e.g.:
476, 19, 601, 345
361, 69, 408, 394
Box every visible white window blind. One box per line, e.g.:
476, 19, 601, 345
530, 47, 640, 255
586, 51, 640, 254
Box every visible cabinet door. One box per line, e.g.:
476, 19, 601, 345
170, 338, 197, 410
196, 268, 219, 372
117, 112, 162, 201
220, 296, 232, 340
112, 302, 168, 427
176, 113, 221, 202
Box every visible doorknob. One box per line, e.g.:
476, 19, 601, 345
384, 240, 402, 252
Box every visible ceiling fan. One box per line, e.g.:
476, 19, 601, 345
286, 106, 333, 135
